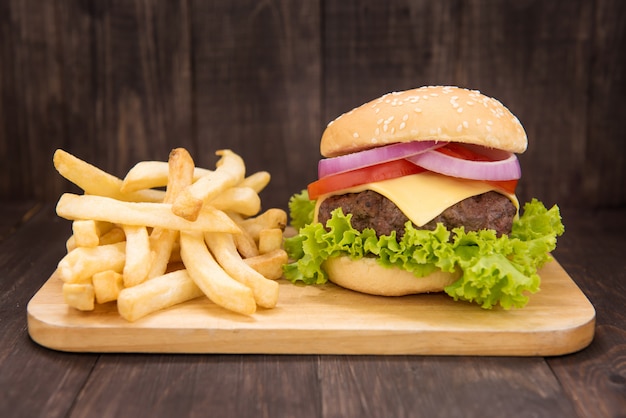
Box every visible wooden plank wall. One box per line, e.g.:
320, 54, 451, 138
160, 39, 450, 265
1, 0, 624, 212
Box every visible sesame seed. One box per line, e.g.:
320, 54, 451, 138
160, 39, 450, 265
402, 114, 409, 121
452, 102, 459, 108
374, 108, 380, 114
375, 128, 380, 135
391, 127, 396, 134
457, 107, 463, 113
456, 124, 463, 132
353, 132, 359, 138
486, 125, 492, 132
383, 125, 388, 132
463, 121, 469, 128
476, 118, 481, 124
399, 122, 406, 130
466, 101, 474, 106
414, 107, 422, 113
377, 118, 384, 125
487, 120, 493, 125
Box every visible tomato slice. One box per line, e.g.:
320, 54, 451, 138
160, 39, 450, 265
435, 143, 493, 161
486, 179, 518, 194
435, 143, 519, 193
307, 159, 425, 200
308, 144, 519, 200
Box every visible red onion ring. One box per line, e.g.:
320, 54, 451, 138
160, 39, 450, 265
406, 148, 521, 181
318, 141, 447, 178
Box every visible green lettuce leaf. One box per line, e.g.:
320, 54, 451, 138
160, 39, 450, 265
284, 196, 564, 309
287, 189, 316, 230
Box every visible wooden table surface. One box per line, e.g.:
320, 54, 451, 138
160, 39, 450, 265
1, 201, 624, 418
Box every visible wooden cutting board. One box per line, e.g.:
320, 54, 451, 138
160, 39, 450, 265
27, 258, 595, 355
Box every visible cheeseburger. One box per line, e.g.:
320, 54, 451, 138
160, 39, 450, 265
284, 86, 564, 309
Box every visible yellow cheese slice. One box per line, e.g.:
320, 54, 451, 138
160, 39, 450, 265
314, 171, 519, 227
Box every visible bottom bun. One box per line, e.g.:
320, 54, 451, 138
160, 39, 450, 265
323, 256, 460, 296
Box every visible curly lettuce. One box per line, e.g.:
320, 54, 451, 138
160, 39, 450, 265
283, 195, 564, 310
287, 189, 316, 230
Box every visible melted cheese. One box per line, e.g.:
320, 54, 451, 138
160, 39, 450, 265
314, 171, 519, 227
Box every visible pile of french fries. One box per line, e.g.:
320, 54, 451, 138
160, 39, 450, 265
53, 148, 289, 320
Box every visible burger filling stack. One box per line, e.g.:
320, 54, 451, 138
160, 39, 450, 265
284, 86, 564, 309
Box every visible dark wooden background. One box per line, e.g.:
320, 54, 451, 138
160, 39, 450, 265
1, 0, 625, 213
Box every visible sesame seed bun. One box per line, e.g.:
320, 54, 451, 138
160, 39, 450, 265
321, 86, 527, 157
323, 256, 461, 296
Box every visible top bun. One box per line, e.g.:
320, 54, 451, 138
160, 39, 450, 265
321, 86, 527, 157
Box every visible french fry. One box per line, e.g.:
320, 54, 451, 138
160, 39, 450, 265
56, 193, 241, 233
148, 148, 194, 279
238, 208, 287, 241
204, 232, 279, 308
57, 242, 126, 283
162, 148, 196, 203
226, 211, 259, 258
122, 225, 152, 287
53, 149, 164, 202
62, 283, 95, 311
244, 249, 288, 280
98, 227, 126, 246
258, 228, 284, 254
67, 222, 121, 251
92, 270, 124, 303
120, 161, 211, 193
148, 229, 178, 279
211, 187, 261, 217
172, 150, 245, 221
180, 230, 256, 315
232, 227, 259, 258
53, 148, 287, 319
239, 171, 271, 193
72, 220, 108, 248
117, 269, 204, 322
169, 241, 182, 263
66, 236, 77, 252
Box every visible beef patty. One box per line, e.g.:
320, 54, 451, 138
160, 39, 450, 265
317, 190, 517, 239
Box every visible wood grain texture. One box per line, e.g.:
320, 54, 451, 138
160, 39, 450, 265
1, 207, 625, 417
1, 0, 624, 209
55, 0, 194, 185
456, 0, 594, 208
189, 0, 321, 210
0, 200, 39, 241
28, 258, 595, 355
323, 1, 462, 121
319, 356, 578, 418
68, 354, 321, 418
0, 0, 65, 199
0, 205, 96, 418
584, 0, 626, 208
549, 208, 626, 418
